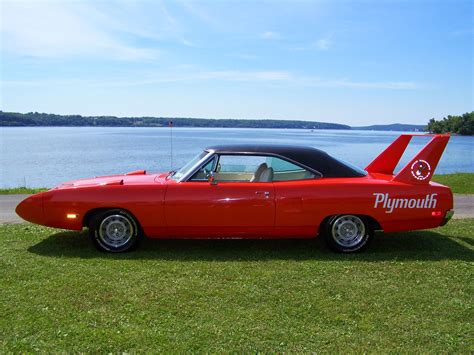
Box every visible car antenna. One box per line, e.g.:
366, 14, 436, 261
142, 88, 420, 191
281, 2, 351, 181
169, 120, 173, 171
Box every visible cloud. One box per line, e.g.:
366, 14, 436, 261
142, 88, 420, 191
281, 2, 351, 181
312, 79, 417, 90
4, 68, 417, 90
291, 35, 332, 51
110, 70, 294, 85
315, 38, 331, 50
175, 0, 221, 28
201, 70, 291, 81
259, 31, 281, 40
0, 1, 160, 61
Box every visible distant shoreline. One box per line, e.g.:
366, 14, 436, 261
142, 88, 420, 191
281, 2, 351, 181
1, 125, 428, 133
0, 111, 427, 132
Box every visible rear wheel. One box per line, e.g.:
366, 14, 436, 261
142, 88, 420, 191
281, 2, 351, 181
89, 209, 141, 252
323, 215, 373, 253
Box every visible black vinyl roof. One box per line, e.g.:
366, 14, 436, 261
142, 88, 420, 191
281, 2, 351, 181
205, 144, 366, 178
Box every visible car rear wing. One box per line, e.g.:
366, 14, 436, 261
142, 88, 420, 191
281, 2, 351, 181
365, 134, 450, 185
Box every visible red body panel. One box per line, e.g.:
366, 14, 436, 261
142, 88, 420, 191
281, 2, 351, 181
15, 135, 454, 240
15, 172, 453, 238
163, 181, 275, 237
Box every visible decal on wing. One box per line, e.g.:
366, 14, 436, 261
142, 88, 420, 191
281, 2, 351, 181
393, 135, 449, 185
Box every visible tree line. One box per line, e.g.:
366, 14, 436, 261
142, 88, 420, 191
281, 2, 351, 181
426, 112, 473, 135
2, 110, 473, 135
0, 111, 350, 130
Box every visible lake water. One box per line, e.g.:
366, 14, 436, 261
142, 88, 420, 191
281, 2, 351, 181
1, 127, 473, 188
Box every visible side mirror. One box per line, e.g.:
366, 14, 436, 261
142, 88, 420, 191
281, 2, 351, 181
208, 171, 217, 185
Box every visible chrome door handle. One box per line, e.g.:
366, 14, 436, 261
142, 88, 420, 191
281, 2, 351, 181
255, 191, 270, 198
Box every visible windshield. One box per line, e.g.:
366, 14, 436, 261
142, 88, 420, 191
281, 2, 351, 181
170, 151, 208, 180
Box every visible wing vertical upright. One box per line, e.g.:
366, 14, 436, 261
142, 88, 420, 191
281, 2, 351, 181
365, 135, 412, 175
393, 134, 450, 185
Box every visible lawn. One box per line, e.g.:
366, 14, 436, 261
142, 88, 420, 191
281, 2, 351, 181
0, 220, 472, 352
0, 187, 48, 195
432, 173, 474, 194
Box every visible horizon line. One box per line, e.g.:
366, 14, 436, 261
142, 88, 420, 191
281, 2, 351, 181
0, 109, 430, 127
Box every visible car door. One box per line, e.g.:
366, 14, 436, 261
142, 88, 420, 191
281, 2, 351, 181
270, 157, 322, 238
164, 154, 275, 237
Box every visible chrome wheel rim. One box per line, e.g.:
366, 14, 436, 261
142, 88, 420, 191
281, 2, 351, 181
98, 214, 134, 248
331, 215, 366, 248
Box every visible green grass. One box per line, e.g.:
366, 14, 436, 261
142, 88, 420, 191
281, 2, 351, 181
433, 173, 474, 194
0, 220, 472, 352
0, 187, 48, 194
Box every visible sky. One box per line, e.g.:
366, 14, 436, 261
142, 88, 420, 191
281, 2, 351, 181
1, 0, 473, 125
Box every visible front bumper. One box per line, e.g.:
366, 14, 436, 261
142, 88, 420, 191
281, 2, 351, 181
16, 193, 45, 225
440, 209, 454, 226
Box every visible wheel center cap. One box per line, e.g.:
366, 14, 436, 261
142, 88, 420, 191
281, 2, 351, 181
341, 222, 356, 238
107, 222, 126, 239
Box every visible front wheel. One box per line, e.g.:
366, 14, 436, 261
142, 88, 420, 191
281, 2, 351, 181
323, 215, 373, 253
89, 209, 141, 252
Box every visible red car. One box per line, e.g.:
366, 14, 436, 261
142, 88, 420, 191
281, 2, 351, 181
16, 134, 453, 253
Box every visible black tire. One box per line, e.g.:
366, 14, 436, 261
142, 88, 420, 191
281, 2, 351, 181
323, 215, 373, 253
89, 209, 141, 252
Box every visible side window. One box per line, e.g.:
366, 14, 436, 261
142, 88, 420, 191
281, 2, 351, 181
216, 155, 270, 182
189, 154, 317, 182
218, 155, 266, 173
189, 156, 217, 181
265, 157, 316, 181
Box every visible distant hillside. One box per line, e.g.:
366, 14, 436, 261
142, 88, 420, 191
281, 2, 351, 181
0, 111, 350, 130
351, 123, 426, 132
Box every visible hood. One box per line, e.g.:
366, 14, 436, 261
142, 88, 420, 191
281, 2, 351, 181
56, 170, 170, 189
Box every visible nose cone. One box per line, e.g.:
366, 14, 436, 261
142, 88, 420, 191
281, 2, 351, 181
16, 193, 44, 225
